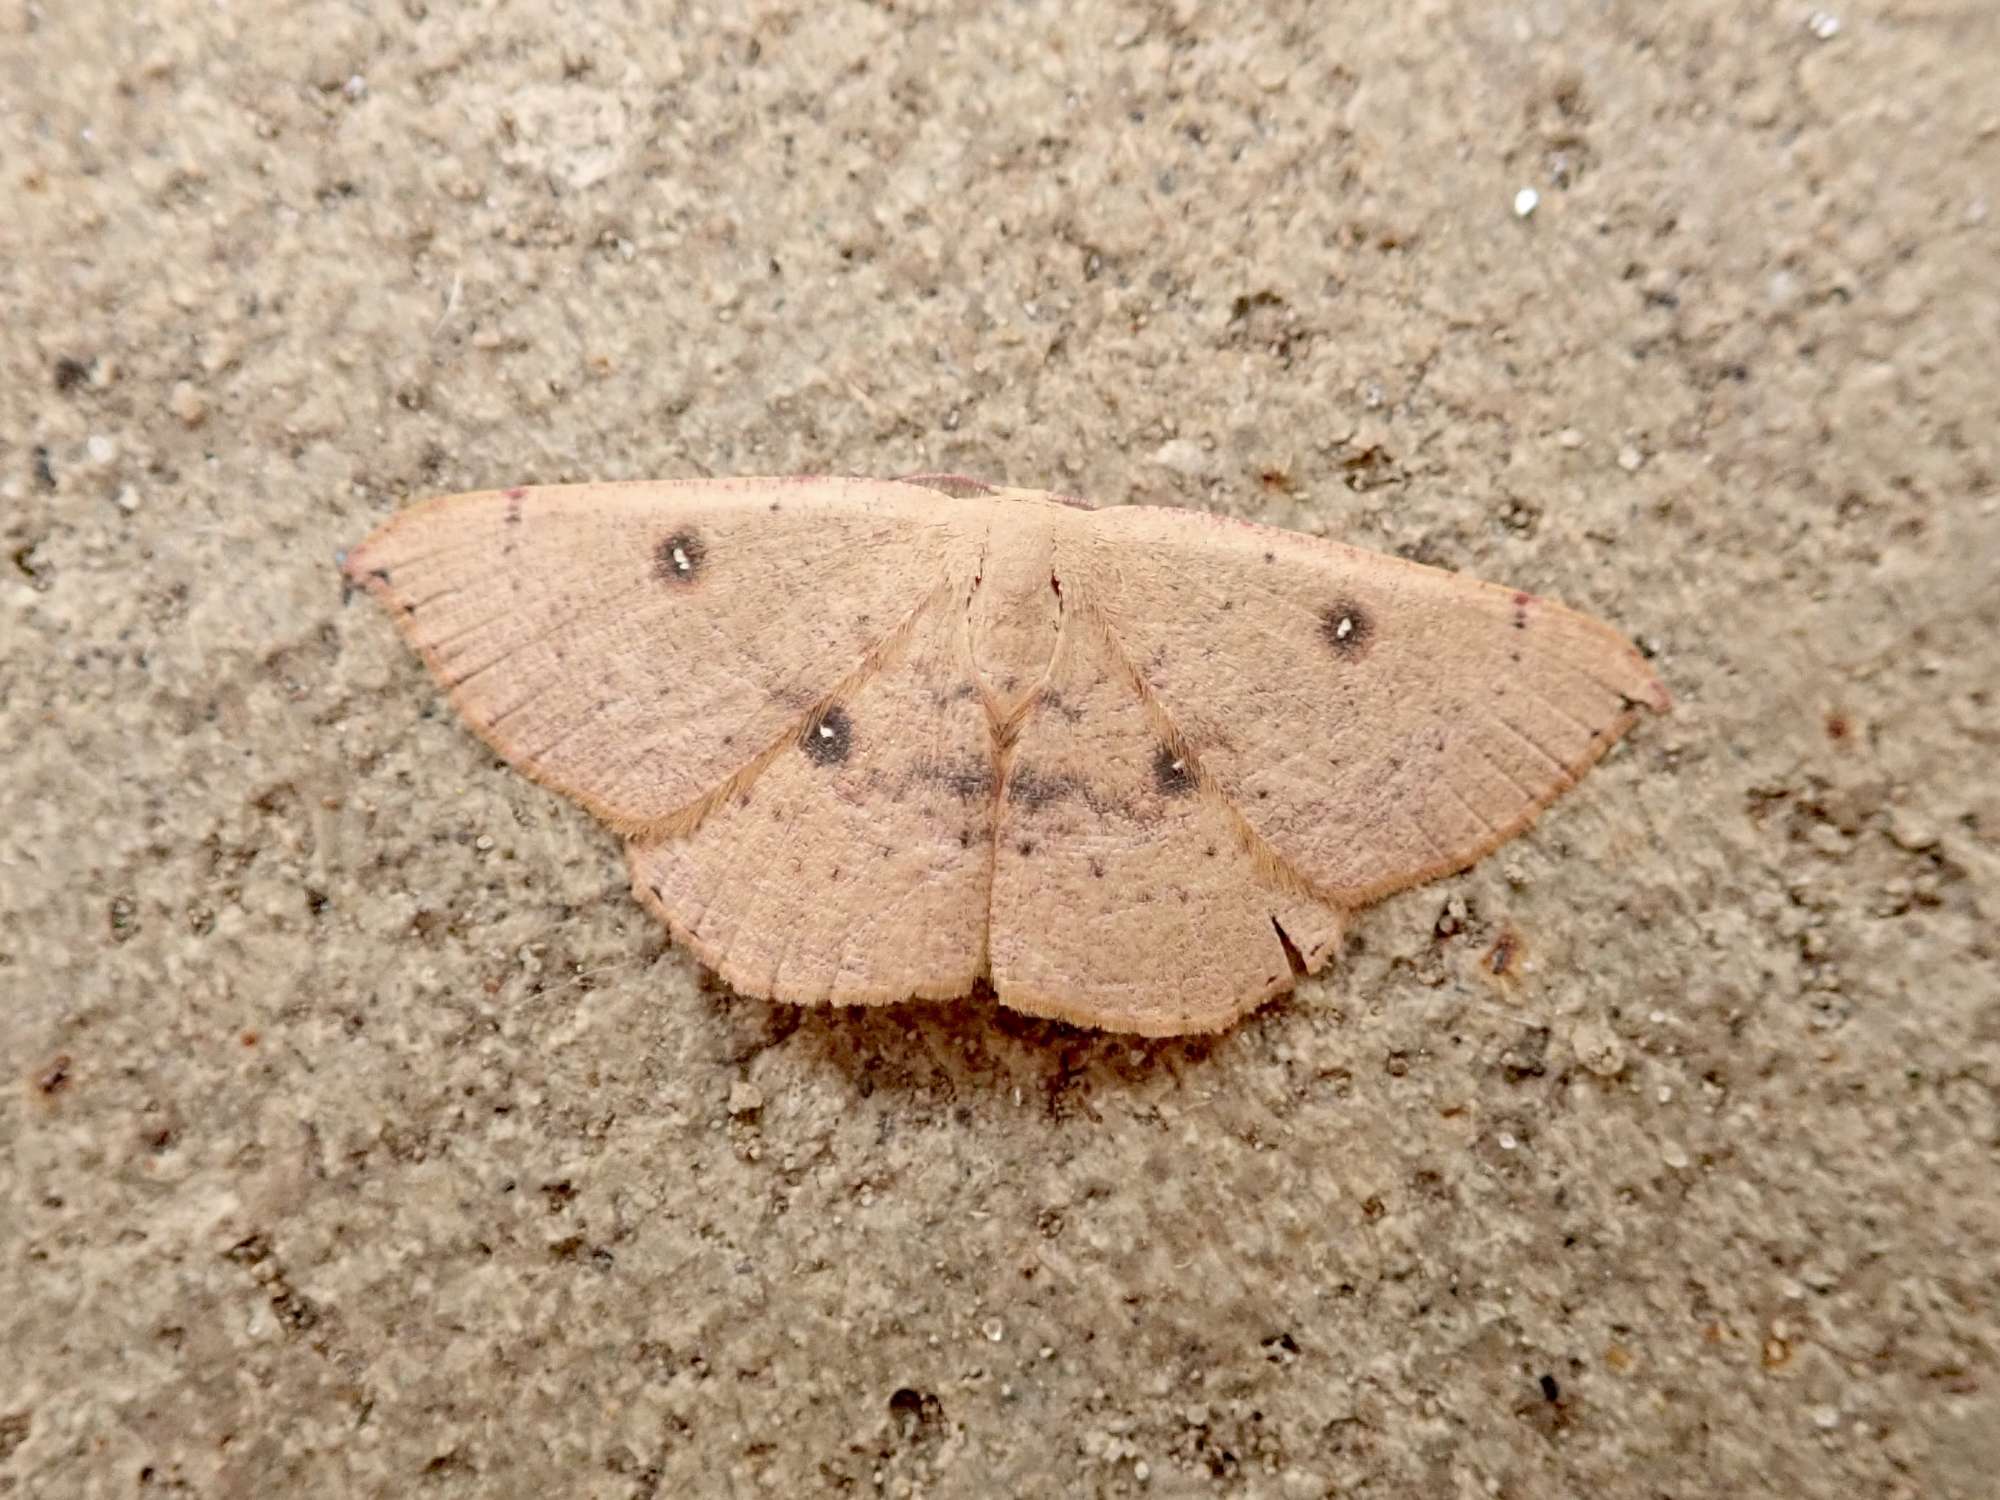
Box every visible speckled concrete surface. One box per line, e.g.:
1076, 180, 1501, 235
4, 2, 1997, 1496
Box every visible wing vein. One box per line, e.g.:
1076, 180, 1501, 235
1523, 630, 1650, 706
644, 574, 967, 840
1442, 777, 1502, 837
1084, 591, 1330, 904
1398, 797, 1453, 865
1488, 709, 1575, 780
402, 583, 470, 616
1515, 676, 1600, 741
1469, 739, 1539, 807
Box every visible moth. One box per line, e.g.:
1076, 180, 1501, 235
343, 475, 1667, 1035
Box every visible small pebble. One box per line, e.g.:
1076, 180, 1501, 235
1886, 809, 1939, 852
1513, 187, 1540, 218
1558, 428, 1584, 450
1572, 1019, 1626, 1077
1617, 445, 1644, 472
1152, 438, 1205, 476
1766, 269, 1804, 311
1661, 1140, 1690, 1170
982, 1318, 1004, 1343
169, 381, 208, 427
727, 1080, 764, 1116
1806, 11, 1840, 40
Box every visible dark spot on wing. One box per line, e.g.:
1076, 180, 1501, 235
931, 682, 979, 712
1513, 591, 1532, 630
800, 705, 852, 766
920, 759, 994, 799
1006, 766, 1075, 810
1824, 710, 1851, 743
1263, 550, 1276, 564
1152, 744, 1194, 797
654, 530, 706, 585
504, 488, 525, 524
1039, 690, 1085, 723
368, 567, 392, 586
1017, 839, 1036, 857
1319, 599, 1375, 659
